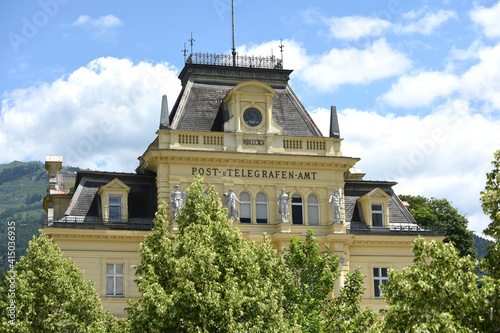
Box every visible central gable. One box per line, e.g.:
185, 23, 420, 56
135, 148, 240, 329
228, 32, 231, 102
223, 81, 283, 135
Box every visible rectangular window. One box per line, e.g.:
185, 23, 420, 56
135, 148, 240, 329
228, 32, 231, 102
372, 204, 383, 227
106, 263, 124, 297
108, 195, 122, 221
373, 267, 388, 298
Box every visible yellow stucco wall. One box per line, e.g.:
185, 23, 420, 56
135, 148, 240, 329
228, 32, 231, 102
45, 225, 441, 318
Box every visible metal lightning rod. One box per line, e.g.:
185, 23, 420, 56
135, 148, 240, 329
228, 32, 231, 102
231, 0, 236, 66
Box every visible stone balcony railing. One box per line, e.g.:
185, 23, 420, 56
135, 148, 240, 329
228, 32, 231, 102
151, 130, 342, 157
44, 217, 154, 231
347, 222, 446, 236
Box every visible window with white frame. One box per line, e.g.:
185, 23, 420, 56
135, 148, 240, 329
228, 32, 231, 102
239, 191, 251, 223
256, 192, 268, 223
307, 194, 320, 225
372, 204, 384, 227
291, 194, 303, 225
373, 267, 389, 298
108, 195, 122, 221
106, 263, 124, 297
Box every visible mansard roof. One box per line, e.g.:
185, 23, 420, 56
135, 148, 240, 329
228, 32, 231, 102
65, 171, 157, 219
167, 63, 323, 137
343, 179, 418, 228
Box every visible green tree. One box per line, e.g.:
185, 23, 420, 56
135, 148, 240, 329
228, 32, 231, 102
399, 195, 476, 257
480, 150, 500, 279
126, 175, 298, 332
374, 237, 500, 332
0, 230, 119, 332
282, 229, 376, 332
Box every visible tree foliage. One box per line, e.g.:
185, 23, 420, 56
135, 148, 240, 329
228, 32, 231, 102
399, 194, 476, 257
480, 150, 500, 279
0, 230, 119, 332
282, 229, 376, 332
374, 237, 500, 332
126, 175, 298, 332
282, 229, 340, 332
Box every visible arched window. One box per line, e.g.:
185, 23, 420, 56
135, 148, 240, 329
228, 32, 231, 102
307, 194, 320, 225
256, 192, 268, 223
239, 191, 251, 223
291, 194, 303, 225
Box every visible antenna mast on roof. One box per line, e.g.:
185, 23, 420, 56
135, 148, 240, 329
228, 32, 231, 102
189, 32, 195, 55
231, 0, 236, 66
182, 42, 188, 63
279, 38, 284, 65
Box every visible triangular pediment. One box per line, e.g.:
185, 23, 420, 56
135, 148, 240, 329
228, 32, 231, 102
357, 187, 391, 206
98, 178, 131, 193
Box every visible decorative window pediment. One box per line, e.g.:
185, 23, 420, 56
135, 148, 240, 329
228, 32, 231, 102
98, 178, 131, 221
357, 188, 391, 227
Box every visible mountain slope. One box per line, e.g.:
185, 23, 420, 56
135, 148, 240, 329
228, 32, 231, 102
0, 161, 47, 273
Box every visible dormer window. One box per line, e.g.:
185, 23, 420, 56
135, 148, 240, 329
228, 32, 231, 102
372, 204, 384, 227
98, 178, 131, 222
357, 188, 391, 227
108, 195, 123, 221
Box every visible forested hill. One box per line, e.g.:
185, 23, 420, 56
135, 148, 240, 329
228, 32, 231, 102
0, 161, 47, 273
473, 234, 492, 259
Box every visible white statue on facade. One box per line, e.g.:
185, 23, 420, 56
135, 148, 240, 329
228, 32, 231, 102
170, 185, 187, 220
223, 188, 241, 222
277, 188, 290, 223
328, 189, 343, 224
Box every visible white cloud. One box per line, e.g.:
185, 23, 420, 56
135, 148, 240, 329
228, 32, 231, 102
301, 38, 411, 91
381, 71, 460, 108
459, 43, 500, 109
326, 16, 392, 40
0, 57, 181, 172
470, 2, 500, 38
318, 9, 456, 41
240, 38, 411, 92
72, 14, 123, 34
310, 101, 500, 235
396, 9, 457, 35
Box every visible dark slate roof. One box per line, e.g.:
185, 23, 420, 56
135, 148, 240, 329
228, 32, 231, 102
344, 179, 416, 227
65, 171, 157, 219
171, 82, 231, 132
168, 64, 323, 137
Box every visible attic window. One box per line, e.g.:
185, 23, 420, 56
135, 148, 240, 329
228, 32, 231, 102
372, 204, 383, 227
357, 188, 391, 227
97, 178, 131, 222
108, 195, 122, 221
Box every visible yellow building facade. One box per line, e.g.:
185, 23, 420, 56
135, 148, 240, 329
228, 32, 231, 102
44, 54, 444, 318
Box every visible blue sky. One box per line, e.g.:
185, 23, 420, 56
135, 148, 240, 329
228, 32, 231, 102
1, 0, 500, 235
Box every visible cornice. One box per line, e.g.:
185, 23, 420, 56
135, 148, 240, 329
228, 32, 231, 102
146, 150, 357, 169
